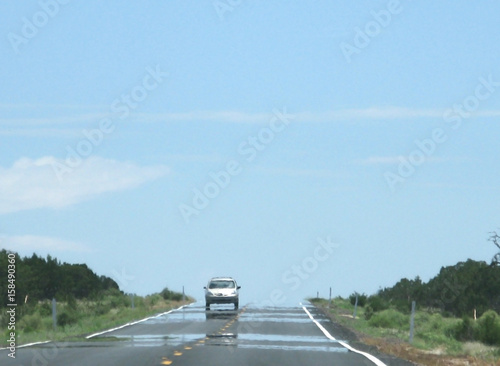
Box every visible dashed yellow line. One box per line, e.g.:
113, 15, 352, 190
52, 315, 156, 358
160, 305, 248, 365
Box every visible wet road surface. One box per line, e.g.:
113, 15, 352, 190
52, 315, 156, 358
2, 303, 390, 365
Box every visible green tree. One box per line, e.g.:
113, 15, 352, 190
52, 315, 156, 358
0, 250, 123, 310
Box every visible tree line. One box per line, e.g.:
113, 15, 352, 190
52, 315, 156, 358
354, 259, 500, 318
0, 250, 120, 307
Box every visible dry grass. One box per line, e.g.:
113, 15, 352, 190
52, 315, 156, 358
362, 336, 499, 366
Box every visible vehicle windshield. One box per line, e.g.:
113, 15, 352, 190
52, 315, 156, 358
209, 280, 235, 289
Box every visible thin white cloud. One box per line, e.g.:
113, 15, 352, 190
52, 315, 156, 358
0, 234, 90, 253
418, 182, 500, 190
251, 166, 343, 178
163, 152, 228, 164
294, 108, 442, 122
0, 103, 105, 110
0, 156, 169, 214
131, 108, 447, 124
354, 155, 449, 165
0, 113, 108, 126
0, 128, 81, 138
355, 156, 406, 165
98, 108, 500, 124
134, 111, 270, 124
1, 107, 500, 133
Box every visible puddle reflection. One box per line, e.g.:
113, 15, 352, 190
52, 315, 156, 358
205, 309, 239, 320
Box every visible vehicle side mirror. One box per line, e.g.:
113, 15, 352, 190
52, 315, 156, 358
203, 286, 206, 289
237, 286, 241, 289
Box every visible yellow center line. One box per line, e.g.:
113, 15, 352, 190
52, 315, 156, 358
159, 306, 248, 365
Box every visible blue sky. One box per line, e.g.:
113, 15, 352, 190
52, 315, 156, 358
1, 1, 500, 305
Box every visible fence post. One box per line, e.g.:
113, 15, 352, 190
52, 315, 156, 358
409, 300, 416, 343
328, 287, 332, 308
353, 294, 358, 319
182, 286, 185, 302
52, 298, 57, 330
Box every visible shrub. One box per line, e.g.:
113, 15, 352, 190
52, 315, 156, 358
392, 299, 413, 314
364, 306, 374, 320
161, 287, 173, 300
147, 294, 162, 307
170, 292, 183, 301
476, 310, 500, 346
93, 302, 111, 315
133, 296, 145, 308
367, 295, 389, 312
19, 313, 42, 333
161, 287, 183, 301
38, 301, 52, 317
57, 311, 78, 327
65, 295, 78, 311
368, 308, 409, 329
452, 316, 476, 342
415, 312, 446, 333
415, 311, 430, 325
428, 313, 445, 331
109, 294, 128, 308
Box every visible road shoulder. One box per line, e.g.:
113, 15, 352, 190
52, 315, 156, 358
309, 304, 417, 366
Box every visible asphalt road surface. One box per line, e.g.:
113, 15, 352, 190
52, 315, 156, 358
2, 303, 412, 366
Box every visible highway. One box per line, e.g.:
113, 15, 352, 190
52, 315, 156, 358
2, 303, 413, 366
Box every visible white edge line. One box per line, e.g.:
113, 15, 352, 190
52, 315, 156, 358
300, 303, 388, 366
0, 340, 51, 351
86, 303, 191, 339
1, 303, 193, 350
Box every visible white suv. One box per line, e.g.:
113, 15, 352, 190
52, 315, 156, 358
204, 277, 240, 310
